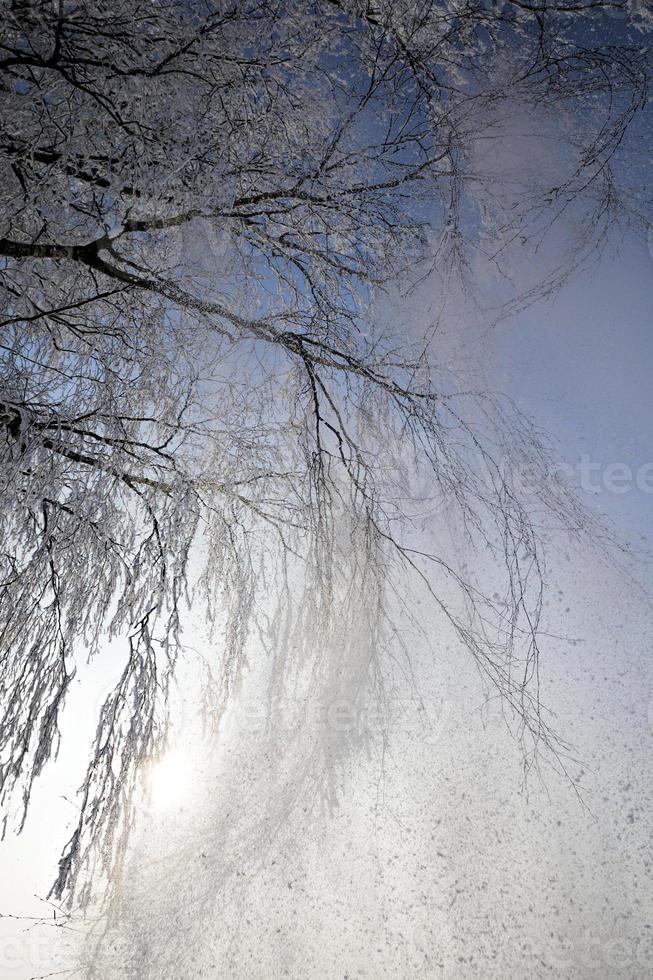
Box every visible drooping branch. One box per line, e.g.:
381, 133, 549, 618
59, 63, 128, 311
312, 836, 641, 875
0, 0, 646, 906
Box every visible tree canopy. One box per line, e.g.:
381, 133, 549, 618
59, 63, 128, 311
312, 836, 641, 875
0, 0, 649, 903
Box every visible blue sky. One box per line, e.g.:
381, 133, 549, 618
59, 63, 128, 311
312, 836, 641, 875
494, 229, 653, 562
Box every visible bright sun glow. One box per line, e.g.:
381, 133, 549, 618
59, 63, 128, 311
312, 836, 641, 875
149, 750, 192, 812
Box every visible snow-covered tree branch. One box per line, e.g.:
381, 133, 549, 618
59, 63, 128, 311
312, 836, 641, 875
0, 0, 649, 903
